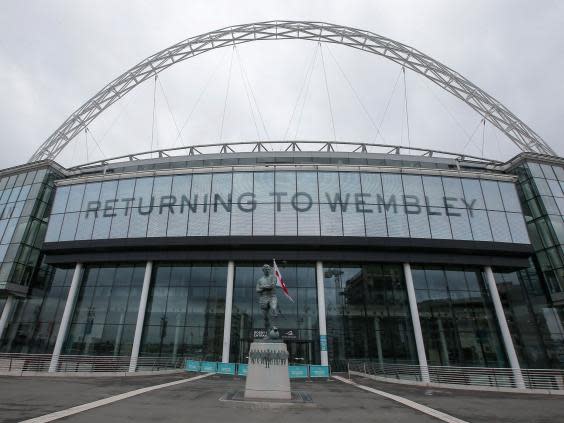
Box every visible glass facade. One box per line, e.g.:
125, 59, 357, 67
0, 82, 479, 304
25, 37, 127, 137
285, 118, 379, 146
0, 166, 57, 292
230, 262, 319, 364
0, 266, 72, 353
63, 264, 145, 356
514, 161, 564, 297
2, 152, 564, 373
323, 264, 417, 369
139, 263, 226, 361
412, 266, 506, 367
45, 170, 529, 244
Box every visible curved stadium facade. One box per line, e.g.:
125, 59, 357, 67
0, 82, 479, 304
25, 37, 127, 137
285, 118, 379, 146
0, 143, 563, 377
0, 21, 563, 383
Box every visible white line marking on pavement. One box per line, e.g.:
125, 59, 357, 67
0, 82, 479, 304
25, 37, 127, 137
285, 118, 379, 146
19, 372, 213, 423
333, 375, 469, 423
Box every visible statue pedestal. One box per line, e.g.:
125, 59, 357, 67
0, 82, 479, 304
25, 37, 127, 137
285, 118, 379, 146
244, 341, 291, 400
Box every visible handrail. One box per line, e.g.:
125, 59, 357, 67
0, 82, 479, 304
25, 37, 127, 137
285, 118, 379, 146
347, 360, 564, 391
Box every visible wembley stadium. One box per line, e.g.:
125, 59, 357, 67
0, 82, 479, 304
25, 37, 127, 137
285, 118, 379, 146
0, 22, 562, 388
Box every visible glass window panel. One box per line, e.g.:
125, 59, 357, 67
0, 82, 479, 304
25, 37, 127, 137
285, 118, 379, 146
1, 218, 17, 244
92, 214, 112, 239
0, 219, 7, 240
66, 184, 85, 213
386, 205, 409, 237
553, 165, 564, 181
422, 176, 445, 207
555, 197, 564, 215
534, 178, 552, 196
115, 178, 136, 205
8, 186, 21, 203
212, 172, 232, 198
449, 208, 473, 240
364, 208, 387, 237
166, 205, 188, 237
339, 172, 361, 197
382, 174, 404, 204
547, 179, 563, 198
81, 182, 102, 210
171, 174, 192, 201
187, 205, 209, 236
527, 162, 544, 178
318, 172, 340, 203
232, 172, 253, 199
5, 175, 16, 189
253, 203, 274, 235
275, 202, 297, 236
428, 209, 452, 239
17, 185, 31, 202
230, 204, 252, 236
23, 171, 36, 185
14, 173, 26, 187
342, 206, 365, 236
109, 212, 131, 239
11, 201, 23, 219
442, 177, 464, 199
209, 203, 231, 236
275, 171, 296, 199
190, 174, 212, 204
45, 214, 64, 242
152, 176, 172, 199
461, 179, 486, 210
298, 203, 320, 236
481, 180, 504, 211
99, 180, 118, 206
51, 186, 70, 214
506, 213, 530, 244
128, 209, 149, 238
407, 209, 431, 238
402, 174, 424, 198
297, 172, 319, 203
133, 177, 153, 200
147, 208, 169, 237
540, 163, 557, 180
254, 172, 274, 203
488, 211, 511, 242
320, 203, 343, 236
469, 209, 493, 241
59, 212, 80, 241
0, 189, 11, 205
360, 173, 383, 204
498, 182, 522, 212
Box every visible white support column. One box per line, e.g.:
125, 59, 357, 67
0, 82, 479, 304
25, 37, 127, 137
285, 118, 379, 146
128, 261, 153, 373
0, 294, 15, 342
221, 260, 235, 363
316, 261, 329, 366
403, 262, 430, 383
484, 266, 526, 389
49, 263, 82, 372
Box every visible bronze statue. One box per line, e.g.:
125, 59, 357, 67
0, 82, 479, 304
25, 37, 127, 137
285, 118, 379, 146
256, 264, 278, 333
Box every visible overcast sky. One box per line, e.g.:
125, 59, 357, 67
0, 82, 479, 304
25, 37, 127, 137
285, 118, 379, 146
0, 0, 562, 169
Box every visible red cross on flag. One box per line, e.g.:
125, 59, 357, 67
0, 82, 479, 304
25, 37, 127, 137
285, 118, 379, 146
273, 259, 294, 302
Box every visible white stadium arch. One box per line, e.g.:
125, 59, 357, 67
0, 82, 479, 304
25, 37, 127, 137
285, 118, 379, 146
29, 20, 556, 162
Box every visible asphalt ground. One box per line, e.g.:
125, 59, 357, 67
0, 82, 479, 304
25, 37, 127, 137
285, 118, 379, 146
349, 374, 564, 423
0, 372, 561, 423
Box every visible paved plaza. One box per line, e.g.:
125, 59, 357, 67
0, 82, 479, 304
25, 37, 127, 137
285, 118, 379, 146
0, 373, 562, 423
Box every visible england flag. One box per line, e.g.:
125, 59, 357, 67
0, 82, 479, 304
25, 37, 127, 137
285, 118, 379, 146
273, 259, 294, 302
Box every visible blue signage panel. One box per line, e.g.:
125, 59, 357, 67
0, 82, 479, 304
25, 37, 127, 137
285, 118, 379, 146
288, 365, 308, 378
218, 363, 236, 375
309, 365, 330, 378
201, 361, 218, 372
320, 335, 328, 352
186, 360, 201, 372
238, 363, 248, 376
